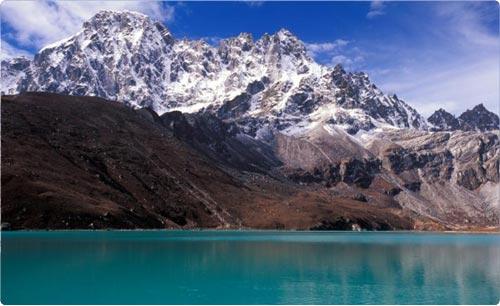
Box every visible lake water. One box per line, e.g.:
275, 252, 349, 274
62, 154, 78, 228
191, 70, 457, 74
1, 231, 499, 304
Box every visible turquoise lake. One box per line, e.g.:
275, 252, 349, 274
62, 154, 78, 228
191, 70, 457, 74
1, 231, 499, 304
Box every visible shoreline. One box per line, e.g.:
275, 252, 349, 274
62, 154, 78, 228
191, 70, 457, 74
2, 228, 499, 234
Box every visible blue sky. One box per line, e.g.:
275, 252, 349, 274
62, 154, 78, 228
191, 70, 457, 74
1, 1, 498, 116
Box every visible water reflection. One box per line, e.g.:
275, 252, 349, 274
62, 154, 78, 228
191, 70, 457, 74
2, 231, 499, 304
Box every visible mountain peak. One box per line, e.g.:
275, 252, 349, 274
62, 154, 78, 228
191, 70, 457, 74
459, 104, 499, 132
273, 28, 305, 45
428, 108, 460, 131
428, 104, 499, 132
472, 103, 487, 112
462, 103, 497, 117
35, 10, 174, 54
82, 10, 172, 38
273, 28, 305, 48
2, 56, 31, 65
3, 10, 430, 134
250, 28, 310, 62
333, 63, 346, 74
87, 9, 158, 28
92, 9, 150, 20
276, 28, 294, 37
237, 32, 254, 41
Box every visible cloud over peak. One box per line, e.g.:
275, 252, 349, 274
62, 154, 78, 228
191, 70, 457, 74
1, 1, 175, 52
304, 39, 349, 58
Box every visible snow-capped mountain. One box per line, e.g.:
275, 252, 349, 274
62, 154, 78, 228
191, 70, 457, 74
2, 10, 430, 137
1, 56, 31, 94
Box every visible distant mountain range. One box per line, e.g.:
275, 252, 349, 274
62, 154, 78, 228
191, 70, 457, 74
1, 11, 498, 231
428, 104, 499, 132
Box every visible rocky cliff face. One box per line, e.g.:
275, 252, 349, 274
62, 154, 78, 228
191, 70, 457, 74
272, 123, 499, 229
370, 129, 499, 227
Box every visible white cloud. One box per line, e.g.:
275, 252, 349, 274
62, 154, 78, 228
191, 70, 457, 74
305, 40, 349, 59
305, 40, 366, 71
242, 1, 265, 7
1, 39, 33, 61
330, 54, 364, 71
366, 2, 499, 116
434, 2, 498, 49
201, 36, 224, 47
367, 1, 385, 19
0, 1, 175, 51
377, 57, 499, 117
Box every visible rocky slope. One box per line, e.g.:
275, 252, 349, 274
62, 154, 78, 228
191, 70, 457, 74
365, 129, 499, 226
2, 93, 418, 230
273, 124, 499, 229
1, 93, 498, 230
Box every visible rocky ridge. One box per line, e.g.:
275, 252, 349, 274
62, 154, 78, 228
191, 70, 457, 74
3, 11, 497, 135
428, 104, 499, 132
2, 10, 431, 138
